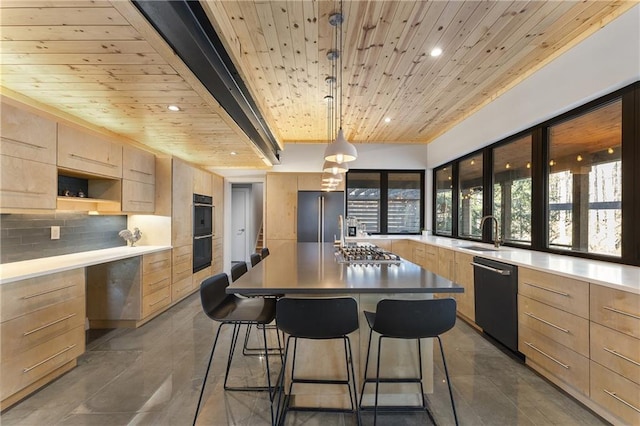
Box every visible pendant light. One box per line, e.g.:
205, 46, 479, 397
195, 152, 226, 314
324, 5, 357, 164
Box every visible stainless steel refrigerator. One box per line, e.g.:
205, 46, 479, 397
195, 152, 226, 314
297, 191, 345, 242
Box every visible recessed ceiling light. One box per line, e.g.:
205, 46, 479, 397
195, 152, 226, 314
384, 117, 391, 123
230, 151, 237, 156
167, 105, 180, 111
430, 47, 442, 57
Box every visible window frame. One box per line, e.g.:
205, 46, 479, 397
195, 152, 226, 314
432, 81, 639, 266
346, 169, 425, 235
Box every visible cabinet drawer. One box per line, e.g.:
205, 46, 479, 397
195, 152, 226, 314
58, 124, 122, 178
0, 326, 84, 401
122, 145, 155, 184
143, 271, 171, 296
1, 269, 84, 322
0, 102, 56, 164
122, 180, 155, 213
519, 324, 589, 395
1, 155, 57, 210
142, 286, 171, 318
143, 250, 171, 274
172, 245, 192, 283
590, 284, 640, 339
193, 267, 212, 288
518, 268, 588, 318
172, 276, 193, 302
518, 295, 589, 356
590, 360, 640, 426
1, 297, 84, 361
591, 322, 640, 385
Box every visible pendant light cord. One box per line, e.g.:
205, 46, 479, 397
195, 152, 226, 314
339, 0, 344, 131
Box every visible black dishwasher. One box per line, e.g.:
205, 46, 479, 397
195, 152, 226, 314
473, 257, 519, 353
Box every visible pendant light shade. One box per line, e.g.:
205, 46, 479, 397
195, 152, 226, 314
323, 159, 348, 174
324, 128, 357, 164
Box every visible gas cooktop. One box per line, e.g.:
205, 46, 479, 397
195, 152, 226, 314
336, 244, 401, 265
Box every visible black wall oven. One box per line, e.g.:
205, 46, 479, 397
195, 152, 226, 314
193, 193, 213, 273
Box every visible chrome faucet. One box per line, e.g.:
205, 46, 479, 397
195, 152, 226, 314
480, 215, 502, 248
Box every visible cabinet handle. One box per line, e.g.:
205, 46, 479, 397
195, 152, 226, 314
149, 259, 167, 265
23, 344, 76, 373
3, 138, 47, 150
523, 282, 569, 297
149, 295, 170, 307
127, 200, 153, 204
22, 284, 77, 299
603, 306, 640, 320
470, 262, 511, 275
129, 168, 152, 176
603, 389, 640, 413
524, 342, 569, 369
23, 313, 77, 336
1, 189, 48, 196
603, 347, 640, 367
524, 312, 570, 333
69, 153, 116, 168
149, 278, 170, 288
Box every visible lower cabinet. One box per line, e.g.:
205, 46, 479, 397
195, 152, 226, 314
0, 269, 85, 409
453, 251, 475, 321
87, 250, 172, 327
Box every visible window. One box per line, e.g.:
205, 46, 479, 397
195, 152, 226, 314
432, 82, 638, 265
347, 170, 424, 234
493, 135, 532, 245
547, 100, 622, 257
458, 154, 483, 239
435, 166, 453, 235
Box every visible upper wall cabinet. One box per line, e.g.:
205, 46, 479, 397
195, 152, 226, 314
193, 168, 213, 196
57, 124, 122, 179
122, 145, 155, 213
0, 102, 57, 210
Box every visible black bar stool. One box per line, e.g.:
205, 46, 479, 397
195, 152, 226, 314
250, 252, 262, 267
274, 297, 362, 426
359, 298, 458, 426
231, 260, 283, 357
193, 273, 278, 425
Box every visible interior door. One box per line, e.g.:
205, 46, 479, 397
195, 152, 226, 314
231, 187, 249, 261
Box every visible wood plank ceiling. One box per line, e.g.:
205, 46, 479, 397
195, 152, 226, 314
1, 1, 635, 170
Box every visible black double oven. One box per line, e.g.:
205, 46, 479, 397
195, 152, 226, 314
193, 193, 213, 273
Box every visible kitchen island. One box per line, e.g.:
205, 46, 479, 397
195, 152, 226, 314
228, 242, 463, 409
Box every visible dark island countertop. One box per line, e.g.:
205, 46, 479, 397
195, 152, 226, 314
227, 242, 464, 296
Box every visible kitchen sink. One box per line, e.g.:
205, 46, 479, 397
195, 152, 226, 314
460, 245, 499, 252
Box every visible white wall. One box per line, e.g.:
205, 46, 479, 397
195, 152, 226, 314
426, 4, 640, 169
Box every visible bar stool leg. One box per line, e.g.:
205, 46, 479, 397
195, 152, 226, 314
374, 335, 385, 426
193, 324, 225, 425
359, 328, 374, 408
437, 335, 459, 426
344, 337, 362, 426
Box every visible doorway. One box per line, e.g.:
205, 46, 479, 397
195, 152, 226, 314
231, 187, 250, 263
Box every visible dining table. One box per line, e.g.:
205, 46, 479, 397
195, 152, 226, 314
227, 241, 464, 409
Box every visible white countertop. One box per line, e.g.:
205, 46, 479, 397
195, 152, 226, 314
348, 235, 640, 294
0, 245, 172, 285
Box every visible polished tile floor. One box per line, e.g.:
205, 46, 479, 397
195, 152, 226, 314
1, 293, 606, 426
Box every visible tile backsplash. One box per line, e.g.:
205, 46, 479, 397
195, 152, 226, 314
1, 213, 127, 263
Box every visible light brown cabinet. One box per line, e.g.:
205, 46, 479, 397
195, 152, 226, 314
172, 158, 193, 247
0, 269, 85, 409
266, 173, 298, 243
212, 173, 224, 239
453, 251, 475, 321
193, 167, 213, 196
589, 284, 640, 425
0, 101, 57, 210
86, 251, 172, 327
122, 145, 155, 213
518, 267, 590, 396
57, 124, 122, 179
297, 172, 345, 191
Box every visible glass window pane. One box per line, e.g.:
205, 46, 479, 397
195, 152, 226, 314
387, 172, 421, 233
347, 172, 380, 233
435, 166, 453, 235
547, 99, 622, 256
493, 135, 532, 245
458, 154, 483, 239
